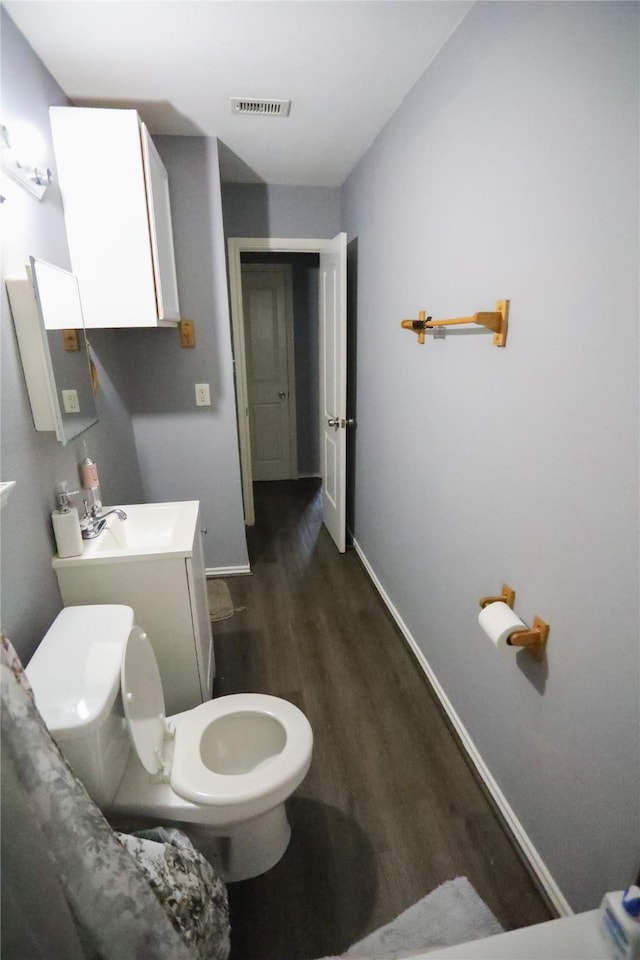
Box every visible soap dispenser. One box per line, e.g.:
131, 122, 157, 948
79, 442, 101, 515
601, 886, 640, 960
51, 481, 83, 558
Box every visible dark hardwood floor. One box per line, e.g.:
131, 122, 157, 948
213, 479, 552, 960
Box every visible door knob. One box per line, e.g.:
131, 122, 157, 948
278, 391, 286, 399
328, 417, 355, 428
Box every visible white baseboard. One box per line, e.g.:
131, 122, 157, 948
352, 537, 572, 918
205, 565, 251, 578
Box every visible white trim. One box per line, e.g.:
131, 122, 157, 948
230, 238, 327, 254
352, 536, 573, 919
205, 564, 252, 578
228, 241, 254, 525
228, 237, 329, 526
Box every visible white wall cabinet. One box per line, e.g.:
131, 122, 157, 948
53, 520, 214, 715
49, 106, 180, 328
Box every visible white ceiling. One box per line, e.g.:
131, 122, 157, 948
4, 1, 472, 186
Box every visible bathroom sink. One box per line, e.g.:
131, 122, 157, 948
52, 501, 201, 566
96, 504, 182, 552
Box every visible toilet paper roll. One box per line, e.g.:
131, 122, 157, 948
478, 601, 527, 653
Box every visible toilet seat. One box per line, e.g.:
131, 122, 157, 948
121, 625, 167, 775
170, 694, 313, 806
121, 628, 313, 809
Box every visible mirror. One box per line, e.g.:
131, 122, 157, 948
30, 257, 99, 442
5, 258, 98, 445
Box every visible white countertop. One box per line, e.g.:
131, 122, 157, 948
51, 500, 200, 566
415, 911, 607, 960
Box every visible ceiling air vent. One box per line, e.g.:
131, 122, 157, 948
231, 98, 291, 118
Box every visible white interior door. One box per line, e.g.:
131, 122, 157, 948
319, 233, 348, 552
242, 265, 296, 481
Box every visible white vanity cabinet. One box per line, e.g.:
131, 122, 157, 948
49, 106, 180, 328
52, 501, 213, 716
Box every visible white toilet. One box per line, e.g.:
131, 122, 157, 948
26, 604, 313, 882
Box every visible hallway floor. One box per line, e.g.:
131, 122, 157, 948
213, 479, 552, 960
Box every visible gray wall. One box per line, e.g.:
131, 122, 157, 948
221, 183, 341, 239
342, 1, 639, 912
107, 136, 249, 571
0, 10, 143, 664
296, 261, 320, 475
1, 13, 249, 673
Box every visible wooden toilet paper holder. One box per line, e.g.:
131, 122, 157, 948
479, 584, 515, 609
478, 584, 549, 661
506, 616, 549, 661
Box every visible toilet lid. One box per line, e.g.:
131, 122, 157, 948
121, 626, 166, 775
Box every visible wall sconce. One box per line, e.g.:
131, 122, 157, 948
1, 125, 53, 201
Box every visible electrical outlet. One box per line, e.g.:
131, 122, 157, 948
195, 383, 211, 406
62, 389, 80, 413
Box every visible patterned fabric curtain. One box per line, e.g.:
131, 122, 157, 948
0, 632, 230, 960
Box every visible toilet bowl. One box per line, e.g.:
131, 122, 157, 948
26, 605, 313, 881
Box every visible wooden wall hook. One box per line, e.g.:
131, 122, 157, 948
179, 318, 196, 348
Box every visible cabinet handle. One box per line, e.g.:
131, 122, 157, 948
200, 527, 208, 535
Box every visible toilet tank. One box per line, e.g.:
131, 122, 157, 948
26, 605, 135, 807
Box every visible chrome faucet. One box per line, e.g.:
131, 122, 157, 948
80, 502, 127, 539
99, 508, 128, 522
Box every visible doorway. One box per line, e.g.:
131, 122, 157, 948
241, 255, 321, 485
227, 236, 348, 544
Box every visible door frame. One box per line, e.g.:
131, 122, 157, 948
319, 233, 348, 552
228, 237, 326, 526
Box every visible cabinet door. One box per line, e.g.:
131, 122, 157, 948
140, 124, 181, 323
50, 107, 180, 328
54, 558, 202, 715
186, 526, 214, 702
